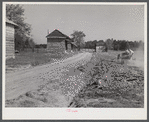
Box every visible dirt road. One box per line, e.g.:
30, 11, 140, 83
5, 52, 92, 102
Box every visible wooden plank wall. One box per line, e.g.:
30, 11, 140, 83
47, 38, 78, 56
6, 23, 15, 59
67, 43, 71, 52
47, 38, 66, 56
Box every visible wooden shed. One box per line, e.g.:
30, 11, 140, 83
46, 29, 77, 56
6, 19, 18, 59
96, 41, 105, 52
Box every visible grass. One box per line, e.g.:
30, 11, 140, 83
6, 48, 51, 67
6, 48, 80, 68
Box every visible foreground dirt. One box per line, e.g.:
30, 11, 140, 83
69, 51, 144, 108
5, 50, 144, 108
5, 52, 92, 107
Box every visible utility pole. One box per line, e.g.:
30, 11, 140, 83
47, 29, 49, 35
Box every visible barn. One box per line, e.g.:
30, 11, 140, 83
6, 19, 18, 59
96, 41, 106, 52
46, 29, 77, 56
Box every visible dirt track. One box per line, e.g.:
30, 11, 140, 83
5, 52, 92, 104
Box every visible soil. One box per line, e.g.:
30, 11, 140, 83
69, 51, 144, 108
5, 50, 144, 108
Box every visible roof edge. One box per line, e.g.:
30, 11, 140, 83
6, 19, 19, 27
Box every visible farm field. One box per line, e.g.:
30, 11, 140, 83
70, 50, 144, 108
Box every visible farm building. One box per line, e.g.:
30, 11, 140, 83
46, 29, 77, 56
6, 19, 18, 59
96, 41, 106, 52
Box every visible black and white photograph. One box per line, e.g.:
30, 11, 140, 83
2, 2, 147, 120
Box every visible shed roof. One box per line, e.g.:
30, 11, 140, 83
71, 42, 77, 47
96, 41, 105, 46
65, 39, 77, 47
6, 18, 18, 27
46, 29, 70, 39
46, 29, 77, 47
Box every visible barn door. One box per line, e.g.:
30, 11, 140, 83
71, 43, 73, 50
65, 40, 68, 50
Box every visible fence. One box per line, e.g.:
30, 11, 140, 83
80, 47, 96, 52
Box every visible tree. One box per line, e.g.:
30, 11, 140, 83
105, 38, 114, 50
6, 4, 31, 51
71, 30, 86, 51
104, 43, 108, 52
24, 37, 30, 48
29, 38, 35, 52
93, 40, 97, 47
126, 41, 130, 49
138, 40, 144, 50
112, 40, 117, 50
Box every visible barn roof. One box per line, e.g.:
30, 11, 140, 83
46, 29, 77, 47
6, 18, 18, 27
46, 29, 70, 39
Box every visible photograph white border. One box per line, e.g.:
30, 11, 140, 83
2, 2, 147, 120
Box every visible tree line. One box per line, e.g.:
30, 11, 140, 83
84, 38, 144, 51
35, 44, 47, 48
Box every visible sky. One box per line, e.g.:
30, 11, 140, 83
22, 4, 144, 44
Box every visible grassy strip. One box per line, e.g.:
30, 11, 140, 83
6, 49, 81, 68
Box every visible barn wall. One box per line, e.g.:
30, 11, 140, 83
6, 23, 15, 59
47, 38, 64, 43
47, 38, 77, 56
47, 38, 66, 56
67, 43, 71, 52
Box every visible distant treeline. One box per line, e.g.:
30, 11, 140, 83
35, 44, 47, 48
18, 39, 47, 52
84, 39, 144, 51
